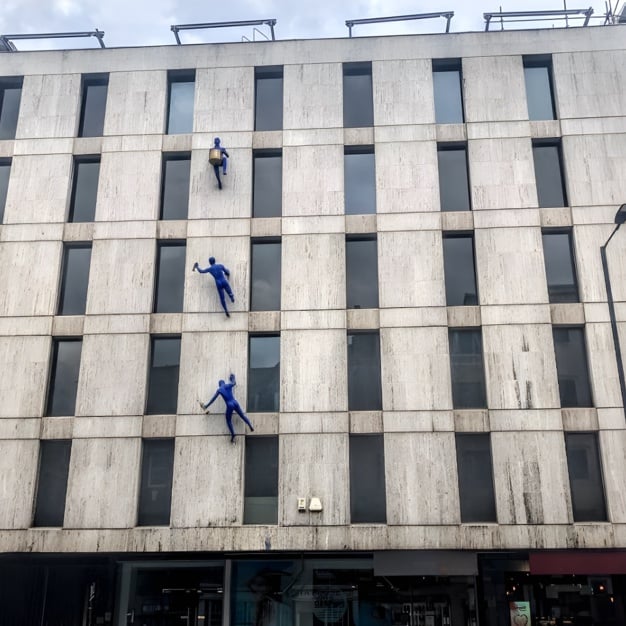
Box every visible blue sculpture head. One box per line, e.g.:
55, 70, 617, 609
218, 379, 225, 387
213, 137, 221, 147
209, 257, 216, 265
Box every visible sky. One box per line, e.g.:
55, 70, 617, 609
0, 0, 622, 50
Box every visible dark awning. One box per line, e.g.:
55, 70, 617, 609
530, 551, 626, 575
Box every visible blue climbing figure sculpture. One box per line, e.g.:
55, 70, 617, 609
193, 256, 235, 317
200, 374, 254, 443
209, 137, 229, 190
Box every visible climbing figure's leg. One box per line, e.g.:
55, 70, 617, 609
234, 403, 254, 431
222, 156, 227, 175
225, 407, 236, 442
224, 281, 235, 303
213, 164, 222, 190
217, 286, 230, 317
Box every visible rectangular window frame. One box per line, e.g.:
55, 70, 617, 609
553, 326, 593, 408
137, 438, 175, 526
254, 65, 284, 131
442, 232, 479, 306
57, 242, 92, 316
160, 152, 191, 221
252, 148, 283, 218
542, 228, 579, 304
0, 157, 10, 224
343, 62, 374, 128
349, 433, 387, 523
145, 335, 181, 416
346, 234, 379, 309
247, 333, 281, 413
250, 237, 282, 312
437, 142, 471, 212
0, 76, 23, 140
432, 59, 464, 124
532, 138, 568, 208
68, 155, 100, 223
448, 328, 487, 409
153, 240, 186, 314
347, 330, 383, 411
244, 435, 279, 525
33, 439, 72, 528
166, 70, 196, 135
523, 55, 556, 121
344, 145, 376, 216
46, 338, 82, 417
78, 73, 109, 138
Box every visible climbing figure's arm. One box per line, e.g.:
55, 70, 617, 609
205, 390, 220, 407
195, 263, 211, 274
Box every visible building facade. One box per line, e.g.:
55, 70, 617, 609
1, 21, 626, 626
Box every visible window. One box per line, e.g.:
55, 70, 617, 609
523, 56, 556, 121
542, 230, 579, 303
255, 66, 283, 131
443, 234, 478, 306
0, 158, 10, 223
449, 329, 487, 409
346, 235, 378, 309
438, 144, 471, 212
58, 244, 92, 315
253, 150, 282, 217
248, 335, 280, 412
46, 339, 82, 417
146, 336, 181, 415
167, 70, 195, 134
250, 239, 281, 311
343, 62, 374, 128
244, 436, 278, 524
68, 156, 100, 222
154, 242, 186, 313
0, 77, 22, 140
344, 146, 376, 215
433, 59, 464, 124
160, 154, 190, 220
78, 74, 108, 137
33, 440, 71, 527
138, 439, 175, 526
350, 434, 386, 523
553, 327, 593, 408
347, 331, 382, 411
565, 433, 607, 522
455, 434, 497, 523
532, 140, 568, 207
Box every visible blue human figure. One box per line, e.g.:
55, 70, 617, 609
200, 374, 254, 443
210, 137, 229, 190
193, 256, 235, 317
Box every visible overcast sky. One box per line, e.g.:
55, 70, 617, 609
0, 1, 621, 49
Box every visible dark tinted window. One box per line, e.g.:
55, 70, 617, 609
244, 436, 278, 524
348, 332, 382, 411
146, 336, 181, 415
0, 159, 10, 223
248, 335, 280, 412
78, 75, 108, 137
253, 150, 282, 217
343, 62, 374, 128
449, 329, 487, 409
533, 141, 568, 207
438, 145, 471, 212
553, 327, 593, 408
344, 146, 376, 215
138, 439, 175, 526
167, 71, 195, 134
33, 440, 71, 527
523, 57, 556, 121
154, 242, 186, 313
68, 157, 100, 222
58, 244, 92, 315
160, 154, 190, 220
251, 239, 281, 311
565, 433, 607, 522
255, 66, 283, 131
46, 339, 82, 417
542, 230, 578, 303
443, 234, 478, 306
433, 60, 464, 124
0, 77, 22, 140
456, 434, 497, 523
350, 434, 386, 523
346, 236, 378, 309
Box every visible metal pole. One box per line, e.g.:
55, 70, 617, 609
600, 223, 626, 418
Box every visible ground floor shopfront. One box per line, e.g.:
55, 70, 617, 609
0, 551, 624, 626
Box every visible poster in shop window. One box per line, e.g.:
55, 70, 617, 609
510, 601, 531, 626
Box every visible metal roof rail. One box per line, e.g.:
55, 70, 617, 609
0, 29, 105, 52
171, 19, 277, 44
483, 8, 594, 31
345, 11, 454, 37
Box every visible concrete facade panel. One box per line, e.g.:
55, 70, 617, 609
0, 440, 38, 529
